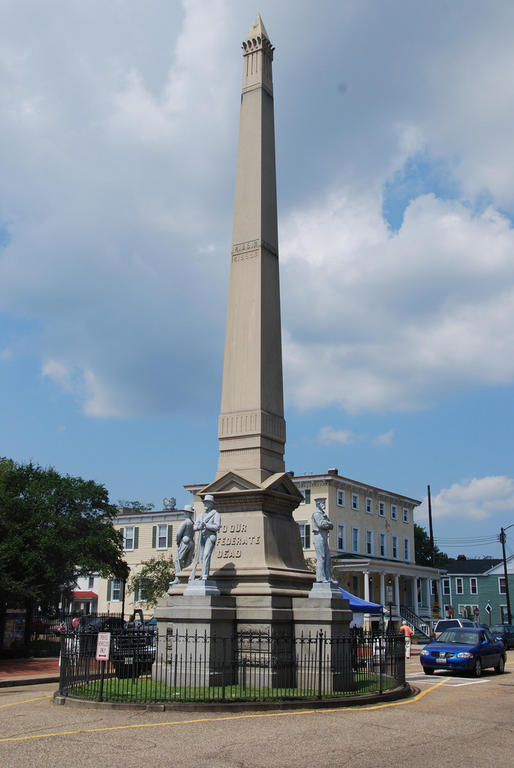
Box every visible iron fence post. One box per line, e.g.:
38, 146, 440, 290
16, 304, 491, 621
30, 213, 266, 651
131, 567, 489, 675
317, 630, 323, 700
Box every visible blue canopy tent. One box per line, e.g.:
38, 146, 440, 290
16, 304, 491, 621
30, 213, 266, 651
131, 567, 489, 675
339, 588, 383, 614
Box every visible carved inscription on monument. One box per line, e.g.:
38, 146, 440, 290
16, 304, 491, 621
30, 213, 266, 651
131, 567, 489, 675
215, 520, 260, 560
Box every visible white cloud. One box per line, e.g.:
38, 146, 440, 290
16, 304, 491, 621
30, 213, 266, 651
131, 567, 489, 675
42, 360, 73, 392
317, 426, 356, 446
373, 430, 395, 446
1, 1, 514, 422
416, 476, 514, 523
282, 192, 514, 412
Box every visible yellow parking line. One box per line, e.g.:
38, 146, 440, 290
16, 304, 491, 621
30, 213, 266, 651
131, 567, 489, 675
0, 678, 449, 744
0, 695, 52, 709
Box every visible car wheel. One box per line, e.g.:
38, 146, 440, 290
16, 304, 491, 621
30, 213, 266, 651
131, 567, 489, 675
423, 668, 435, 675
494, 656, 505, 674
472, 658, 482, 678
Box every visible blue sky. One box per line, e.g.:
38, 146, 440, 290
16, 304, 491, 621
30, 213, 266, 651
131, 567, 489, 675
1, 0, 514, 560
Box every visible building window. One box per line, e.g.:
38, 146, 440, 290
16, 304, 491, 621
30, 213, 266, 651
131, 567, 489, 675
300, 489, 311, 505
458, 604, 478, 619
499, 577, 506, 594
123, 526, 136, 551
442, 578, 450, 596
404, 538, 410, 562
298, 522, 311, 549
337, 523, 345, 552
378, 501, 385, 517
365, 529, 373, 555
500, 605, 509, 622
337, 489, 345, 507
88, 575, 94, 590
365, 497, 373, 514
110, 579, 121, 602
391, 535, 398, 559
379, 532, 386, 557
153, 524, 170, 550
351, 493, 359, 510
352, 527, 360, 554
402, 507, 409, 523
470, 578, 478, 595
391, 504, 398, 520
135, 578, 150, 603
456, 578, 464, 595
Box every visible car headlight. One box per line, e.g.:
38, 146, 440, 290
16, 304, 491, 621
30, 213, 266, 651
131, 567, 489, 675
421, 649, 430, 656
457, 652, 473, 658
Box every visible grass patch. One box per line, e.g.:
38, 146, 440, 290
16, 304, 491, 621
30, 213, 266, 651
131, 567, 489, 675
68, 674, 399, 703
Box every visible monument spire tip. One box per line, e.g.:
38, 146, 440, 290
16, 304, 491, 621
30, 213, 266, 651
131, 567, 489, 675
246, 14, 270, 43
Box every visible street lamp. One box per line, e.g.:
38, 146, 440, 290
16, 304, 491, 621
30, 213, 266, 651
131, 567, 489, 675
499, 525, 513, 625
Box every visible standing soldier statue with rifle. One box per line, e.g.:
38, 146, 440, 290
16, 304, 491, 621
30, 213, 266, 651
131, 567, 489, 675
189, 495, 221, 582
170, 505, 195, 586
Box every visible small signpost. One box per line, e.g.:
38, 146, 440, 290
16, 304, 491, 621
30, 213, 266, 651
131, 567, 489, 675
473, 606, 480, 618
96, 632, 111, 661
96, 632, 111, 701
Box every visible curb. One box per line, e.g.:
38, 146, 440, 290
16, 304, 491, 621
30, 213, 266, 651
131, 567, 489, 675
0, 676, 61, 688
53, 682, 412, 712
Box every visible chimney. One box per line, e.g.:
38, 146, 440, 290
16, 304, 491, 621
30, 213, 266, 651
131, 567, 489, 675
327, 468, 339, 476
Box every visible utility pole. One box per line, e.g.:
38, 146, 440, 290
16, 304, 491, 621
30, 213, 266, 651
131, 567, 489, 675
427, 484, 435, 568
499, 526, 513, 624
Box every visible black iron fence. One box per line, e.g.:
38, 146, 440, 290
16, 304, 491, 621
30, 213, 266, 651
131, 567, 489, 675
59, 628, 405, 704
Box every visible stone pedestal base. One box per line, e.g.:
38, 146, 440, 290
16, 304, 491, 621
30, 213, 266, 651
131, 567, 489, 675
308, 581, 342, 599
183, 579, 220, 597
154, 590, 353, 693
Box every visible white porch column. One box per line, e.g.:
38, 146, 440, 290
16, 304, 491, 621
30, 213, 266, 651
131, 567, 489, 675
428, 578, 433, 611
363, 570, 370, 602
380, 573, 386, 607
394, 574, 400, 615
412, 577, 418, 610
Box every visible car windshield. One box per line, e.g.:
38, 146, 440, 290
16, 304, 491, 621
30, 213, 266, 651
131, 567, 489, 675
437, 630, 479, 645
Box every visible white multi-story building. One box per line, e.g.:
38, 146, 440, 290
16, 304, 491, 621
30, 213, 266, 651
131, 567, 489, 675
94, 504, 186, 618
290, 468, 444, 632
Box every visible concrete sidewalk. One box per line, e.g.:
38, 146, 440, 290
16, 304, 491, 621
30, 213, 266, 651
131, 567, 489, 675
0, 657, 60, 687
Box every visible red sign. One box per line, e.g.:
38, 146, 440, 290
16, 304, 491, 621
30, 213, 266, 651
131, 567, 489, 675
473, 606, 479, 617
96, 632, 111, 661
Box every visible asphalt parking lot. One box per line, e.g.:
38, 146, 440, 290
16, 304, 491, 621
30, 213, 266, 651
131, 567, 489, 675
1, 652, 513, 768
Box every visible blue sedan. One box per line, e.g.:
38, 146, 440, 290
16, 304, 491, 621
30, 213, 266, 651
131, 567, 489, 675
420, 627, 506, 677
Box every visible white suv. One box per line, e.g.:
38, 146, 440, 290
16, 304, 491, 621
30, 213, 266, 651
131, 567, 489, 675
433, 618, 474, 639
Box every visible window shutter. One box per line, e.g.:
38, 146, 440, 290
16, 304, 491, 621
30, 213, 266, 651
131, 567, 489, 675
305, 489, 311, 504
107, 580, 112, 601
119, 527, 124, 547
305, 524, 311, 549
134, 527, 139, 549
152, 526, 156, 548
168, 525, 173, 548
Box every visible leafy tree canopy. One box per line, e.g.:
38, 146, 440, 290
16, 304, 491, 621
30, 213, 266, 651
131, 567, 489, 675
117, 500, 154, 513
414, 523, 452, 567
127, 555, 174, 609
0, 458, 126, 610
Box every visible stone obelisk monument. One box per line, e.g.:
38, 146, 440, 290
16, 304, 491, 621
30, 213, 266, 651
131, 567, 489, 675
217, 14, 285, 485
158, 18, 350, 645
194, 15, 314, 599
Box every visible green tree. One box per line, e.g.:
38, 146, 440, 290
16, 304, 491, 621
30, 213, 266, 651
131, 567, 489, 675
414, 523, 451, 567
127, 555, 174, 609
0, 458, 126, 626
117, 500, 154, 514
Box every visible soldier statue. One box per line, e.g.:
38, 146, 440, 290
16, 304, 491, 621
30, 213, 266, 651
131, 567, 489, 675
189, 495, 221, 582
171, 505, 195, 585
312, 497, 334, 583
